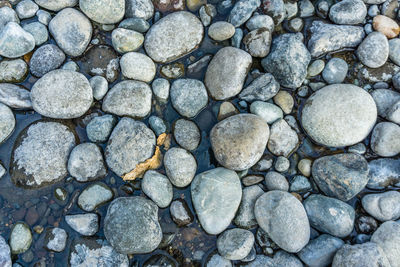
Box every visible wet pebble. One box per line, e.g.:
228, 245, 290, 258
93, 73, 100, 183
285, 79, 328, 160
246, 14, 274, 32
89, 76, 108, 101
170, 199, 194, 226
217, 228, 254, 260
10, 222, 32, 254
120, 52, 155, 82
173, 119, 200, 151
119, 17, 150, 33
35, 0, 77, 11
0, 22, 35, 58
80, 0, 124, 24
373, 15, 400, 38
208, 21, 235, 41
0, 235, 11, 266
267, 119, 298, 157
0, 6, 19, 32
264, 171, 289, 191
65, 213, 99, 236
30, 44, 66, 77
126, 0, 154, 20
322, 58, 348, 84
371, 221, 400, 267
164, 147, 197, 187
233, 185, 264, 229
44, 227, 67, 252
152, 78, 170, 102
250, 101, 283, 124
111, 28, 144, 54
290, 175, 311, 193
78, 183, 113, 212
86, 115, 116, 143
370, 122, 400, 157
362, 191, 400, 221
228, 0, 260, 27
22, 21, 48, 46
329, 0, 366, 25
0, 83, 31, 109
0, 103, 15, 144
332, 242, 390, 267
275, 156, 290, 172
367, 158, 400, 189
357, 32, 389, 68
261, 0, 286, 25
239, 73, 280, 102
148, 116, 166, 136
142, 170, 173, 208
0, 59, 27, 83
243, 28, 272, 57
15, 0, 38, 19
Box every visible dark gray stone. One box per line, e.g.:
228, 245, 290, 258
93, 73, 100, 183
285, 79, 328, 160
332, 242, 390, 267
30, 44, 65, 77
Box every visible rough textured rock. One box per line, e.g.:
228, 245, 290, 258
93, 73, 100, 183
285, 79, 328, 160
210, 114, 270, 171
79, 0, 125, 24
329, 0, 367, 25
304, 194, 355, 237
254, 191, 310, 253
0, 7, 19, 32
11, 121, 76, 188
125, 0, 154, 20
0, 83, 31, 109
78, 183, 113, 212
9, 222, 32, 254
65, 213, 99, 236
264, 171, 289, 191
144, 11, 203, 63
44, 227, 68, 252
217, 228, 254, 260
102, 80, 152, 118
105, 117, 155, 177
261, 33, 311, 89
332, 242, 390, 267
86, 115, 117, 143
261, 0, 286, 25
239, 73, 279, 102
104, 197, 162, 254
267, 119, 298, 157
205, 47, 252, 100
49, 8, 92, 57
0, 59, 27, 83
191, 168, 242, 235
228, 0, 261, 27
23, 21, 49, 46
30, 44, 66, 77
362, 191, 400, 221
173, 119, 200, 151
111, 28, 144, 54
170, 199, 194, 226
371, 89, 400, 118
356, 32, 389, 68
301, 84, 377, 147
371, 221, 400, 267
311, 153, 370, 201
164, 147, 197, 187
250, 101, 283, 124
0, 22, 35, 58
0, 103, 15, 144
0, 235, 11, 267
307, 21, 365, 57
31, 70, 93, 119
367, 158, 400, 189
243, 28, 272, 57
120, 52, 155, 82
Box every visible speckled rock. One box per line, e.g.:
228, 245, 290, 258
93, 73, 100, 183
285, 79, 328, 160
9, 222, 32, 254
246, 14, 274, 32
170, 199, 193, 226
0, 59, 27, 83
357, 32, 389, 68
104, 197, 162, 254
308, 21, 365, 57
11, 121, 76, 188
90, 76, 108, 100
0, 6, 19, 32
370, 122, 400, 157
329, 0, 366, 25
152, 78, 170, 102
373, 15, 400, 39
86, 115, 116, 143
0, 235, 11, 266
173, 119, 200, 151
239, 73, 280, 102
322, 58, 348, 84
164, 147, 197, 187
261, 33, 311, 89
234, 185, 264, 229
243, 28, 272, 57
267, 119, 298, 157
30, 44, 66, 77
191, 168, 242, 235
359, 62, 400, 82
0, 22, 35, 58
371, 89, 400, 118
120, 52, 155, 82
125, 0, 154, 20
22, 21, 48, 46
367, 158, 400, 189
311, 153, 370, 201
16, 0, 38, 19
170, 79, 208, 118
0, 83, 31, 110
254, 191, 310, 253
205, 47, 252, 100
0, 103, 14, 144
304, 194, 355, 237
250, 101, 283, 124
111, 28, 144, 54
65, 213, 99, 236
78, 182, 113, 212
49, 8, 92, 57
105, 117, 155, 177
264, 171, 289, 191
301, 84, 377, 147
67, 143, 106, 182
332, 242, 390, 267
144, 11, 203, 63
142, 170, 173, 208
31, 70, 93, 119
371, 221, 400, 267
79, 0, 125, 24
217, 228, 254, 260
261, 0, 286, 25
102, 80, 152, 118
34, 0, 77, 11
210, 114, 269, 171
228, 0, 261, 27
362, 191, 400, 221
44, 227, 68, 252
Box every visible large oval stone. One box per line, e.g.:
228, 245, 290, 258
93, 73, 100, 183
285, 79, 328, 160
301, 84, 377, 147
31, 70, 93, 119
11, 121, 76, 188
210, 114, 269, 171
144, 11, 203, 63
104, 197, 162, 254
191, 167, 242, 235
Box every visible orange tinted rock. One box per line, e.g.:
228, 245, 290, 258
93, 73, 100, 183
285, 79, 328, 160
373, 15, 400, 38
153, 0, 185, 13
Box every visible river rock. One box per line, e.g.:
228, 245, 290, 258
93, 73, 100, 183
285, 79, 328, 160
78, 182, 113, 212
362, 191, 400, 221
250, 101, 283, 124
370, 122, 400, 157
0, 103, 14, 144
307, 21, 365, 57
261, 33, 311, 89
304, 194, 355, 237
329, 0, 367, 25
44, 227, 68, 252
69, 237, 129, 266
49, 8, 92, 57
142, 170, 173, 208
105, 117, 155, 177
102, 80, 152, 118
239, 73, 280, 102
65, 213, 99, 236
261, 0, 286, 25
31, 70, 93, 119
191, 167, 242, 235
81, 45, 119, 82
0, 6, 19, 32
322, 58, 348, 84
311, 153, 369, 201
233, 185, 264, 229
0, 235, 11, 266
367, 158, 400, 188
217, 228, 254, 260
173, 119, 200, 151
0, 22, 35, 58
125, 0, 154, 20
104, 197, 162, 254
16, 0, 38, 19
30, 44, 66, 77
373, 15, 400, 38
120, 52, 155, 82
264, 171, 289, 191
164, 147, 197, 187
332, 242, 390, 267
170, 79, 208, 118
34, 0, 77, 11
243, 28, 272, 58
86, 114, 117, 143
11, 121, 76, 188
205, 47, 252, 100
80, 0, 124, 24
298, 234, 344, 267
23, 22, 48, 46
371, 89, 400, 118
208, 21, 235, 41
90, 76, 108, 100
144, 11, 203, 63
267, 119, 298, 157
0, 84, 31, 109
228, 0, 260, 27
371, 221, 400, 267
9, 222, 32, 254
210, 114, 270, 171
301, 84, 377, 147
111, 28, 144, 54
67, 143, 106, 182
170, 199, 194, 226
0, 59, 27, 83
357, 32, 389, 68
254, 191, 310, 253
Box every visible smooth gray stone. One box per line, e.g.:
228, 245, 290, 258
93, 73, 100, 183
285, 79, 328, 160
228, 0, 261, 27
371, 221, 400, 267
332, 242, 390, 267
80, 0, 125, 24
0, 22, 35, 58
0, 103, 15, 144
30, 44, 65, 77
362, 191, 400, 221
329, 0, 367, 24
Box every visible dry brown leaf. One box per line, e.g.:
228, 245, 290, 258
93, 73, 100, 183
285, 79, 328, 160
23, 51, 34, 63
157, 133, 167, 146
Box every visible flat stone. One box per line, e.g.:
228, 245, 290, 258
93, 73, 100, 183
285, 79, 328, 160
267, 119, 298, 157
49, 8, 92, 57
228, 0, 260, 27
307, 21, 365, 57
0, 103, 15, 144
11, 121, 76, 188
233, 185, 264, 229
65, 213, 99, 236
125, 0, 154, 20
367, 158, 400, 189
170, 79, 208, 118
301, 84, 377, 147
34, 0, 77, 11
120, 52, 155, 82
0, 59, 27, 83
31, 70, 93, 119
205, 47, 252, 100
9, 222, 32, 254
144, 11, 203, 63
80, 0, 125, 24
362, 191, 400, 221
164, 147, 197, 187
102, 80, 152, 118
261, 33, 310, 89
332, 242, 390, 267
173, 119, 200, 151
86, 114, 117, 143
44, 227, 68, 252
0, 83, 32, 110
370, 122, 400, 157
142, 170, 173, 208
264, 171, 289, 191
78, 182, 113, 212
0, 22, 35, 58
239, 73, 280, 102
105, 117, 155, 177
329, 0, 367, 25
191, 167, 242, 235
254, 191, 310, 253
250, 101, 283, 124
311, 153, 370, 201
104, 197, 162, 254
30, 44, 66, 77
304, 194, 355, 238
217, 228, 254, 260
67, 143, 106, 182
371, 221, 400, 267
356, 32, 389, 68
